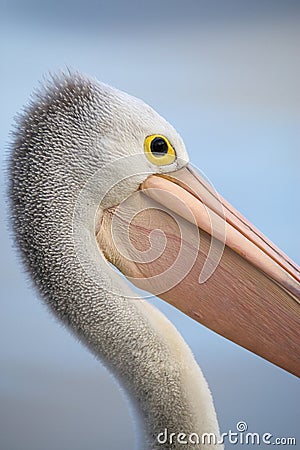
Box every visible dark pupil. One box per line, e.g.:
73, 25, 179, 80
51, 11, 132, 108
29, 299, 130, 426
150, 137, 168, 157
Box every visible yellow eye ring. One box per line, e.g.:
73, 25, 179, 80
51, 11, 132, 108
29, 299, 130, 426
144, 134, 176, 166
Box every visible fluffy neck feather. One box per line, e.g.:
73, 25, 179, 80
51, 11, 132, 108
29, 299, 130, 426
9, 73, 222, 449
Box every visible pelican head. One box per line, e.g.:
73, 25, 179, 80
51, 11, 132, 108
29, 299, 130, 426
9, 71, 300, 449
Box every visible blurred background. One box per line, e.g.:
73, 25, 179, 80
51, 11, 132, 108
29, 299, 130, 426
1, 1, 299, 449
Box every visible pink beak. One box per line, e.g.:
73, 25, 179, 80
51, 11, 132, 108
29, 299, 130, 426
98, 165, 300, 377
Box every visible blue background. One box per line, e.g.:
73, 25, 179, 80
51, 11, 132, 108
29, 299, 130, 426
1, 1, 299, 449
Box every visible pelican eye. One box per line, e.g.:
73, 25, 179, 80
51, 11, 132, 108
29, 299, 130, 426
144, 134, 176, 166
150, 137, 168, 156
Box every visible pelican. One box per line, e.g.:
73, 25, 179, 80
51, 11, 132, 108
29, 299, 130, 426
9, 72, 300, 450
